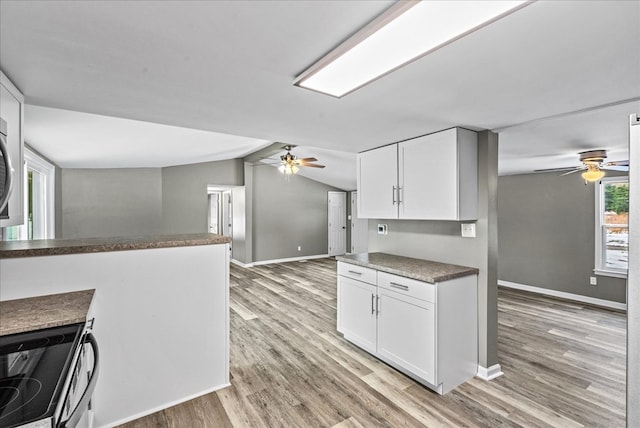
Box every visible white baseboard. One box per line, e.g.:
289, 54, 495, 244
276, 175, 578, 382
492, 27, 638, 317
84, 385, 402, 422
498, 280, 627, 311
232, 254, 329, 268
100, 382, 231, 427
476, 364, 503, 381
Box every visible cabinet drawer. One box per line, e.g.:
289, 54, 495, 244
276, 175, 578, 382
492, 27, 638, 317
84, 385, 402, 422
377, 272, 435, 303
337, 262, 377, 285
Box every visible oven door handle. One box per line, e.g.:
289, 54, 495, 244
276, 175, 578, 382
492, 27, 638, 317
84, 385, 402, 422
59, 333, 100, 428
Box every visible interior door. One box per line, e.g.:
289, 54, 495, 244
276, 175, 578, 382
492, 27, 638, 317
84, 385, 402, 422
208, 192, 220, 234
328, 191, 347, 256
350, 191, 368, 254
222, 190, 232, 238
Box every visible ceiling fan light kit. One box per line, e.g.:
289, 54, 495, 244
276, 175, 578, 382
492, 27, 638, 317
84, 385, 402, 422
581, 165, 606, 183
534, 149, 628, 184
273, 145, 326, 176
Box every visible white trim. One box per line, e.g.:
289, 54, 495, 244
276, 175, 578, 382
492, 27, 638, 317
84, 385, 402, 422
98, 382, 231, 428
498, 280, 627, 311
593, 269, 628, 279
476, 364, 503, 381
233, 254, 330, 268
24, 147, 55, 239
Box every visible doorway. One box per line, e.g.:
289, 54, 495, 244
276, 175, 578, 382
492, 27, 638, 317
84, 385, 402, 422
208, 187, 233, 255
328, 191, 346, 256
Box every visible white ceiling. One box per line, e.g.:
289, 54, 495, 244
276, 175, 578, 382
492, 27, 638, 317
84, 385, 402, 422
1, 0, 639, 190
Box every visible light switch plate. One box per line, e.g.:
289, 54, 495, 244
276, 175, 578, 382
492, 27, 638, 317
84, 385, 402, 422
377, 224, 388, 235
461, 223, 476, 238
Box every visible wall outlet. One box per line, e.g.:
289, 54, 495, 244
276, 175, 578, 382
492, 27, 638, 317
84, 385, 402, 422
590, 276, 597, 286
297, 246, 301, 252
461, 223, 476, 238
377, 224, 388, 235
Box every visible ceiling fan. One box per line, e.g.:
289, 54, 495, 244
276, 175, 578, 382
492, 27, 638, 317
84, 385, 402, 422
534, 149, 629, 183
272, 145, 326, 175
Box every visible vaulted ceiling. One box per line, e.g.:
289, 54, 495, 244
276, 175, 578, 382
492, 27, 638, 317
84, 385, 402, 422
1, 0, 638, 190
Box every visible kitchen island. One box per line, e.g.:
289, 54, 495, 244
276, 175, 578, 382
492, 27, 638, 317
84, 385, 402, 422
0, 234, 230, 427
336, 252, 478, 394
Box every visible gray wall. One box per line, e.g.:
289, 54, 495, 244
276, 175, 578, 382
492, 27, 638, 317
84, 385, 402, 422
498, 171, 627, 303
366, 131, 499, 369
161, 159, 243, 234
250, 164, 340, 263
61, 168, 163, 239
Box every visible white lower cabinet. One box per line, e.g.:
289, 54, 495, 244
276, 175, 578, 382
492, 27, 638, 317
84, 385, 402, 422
337, 261, 477, 394
337, 276, 377, 354
377, 288, 435, 385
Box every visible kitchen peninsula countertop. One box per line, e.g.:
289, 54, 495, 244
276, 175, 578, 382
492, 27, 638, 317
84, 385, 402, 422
0, 289, 95, 336
336, 252, 478, 284
0, 233, 231, 259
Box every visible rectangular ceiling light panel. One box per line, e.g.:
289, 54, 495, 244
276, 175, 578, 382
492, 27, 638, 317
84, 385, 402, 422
295, 0, 532, 97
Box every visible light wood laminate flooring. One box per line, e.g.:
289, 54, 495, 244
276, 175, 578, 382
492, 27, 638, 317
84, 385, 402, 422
119, 258, 626, 427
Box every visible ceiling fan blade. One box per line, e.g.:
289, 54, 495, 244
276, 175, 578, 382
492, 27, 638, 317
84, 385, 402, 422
533, 166, 580, 173
604, 160, 629, 167
295, 157, 318, 163
602, 165, 629, 172
560, 168, 584, 176
301, 163, 325, 168
251, 161, 281, 166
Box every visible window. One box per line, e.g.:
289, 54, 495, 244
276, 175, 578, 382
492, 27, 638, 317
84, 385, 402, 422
594, 176, 628, 278
2, 147, 55, 241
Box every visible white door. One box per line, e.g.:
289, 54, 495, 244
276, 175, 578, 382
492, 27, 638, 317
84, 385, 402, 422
328, 191, 347, 256
377, 288, 436, 385
222, 191, 232, 238
208, 192, 220, 234
337, 276, 377, 354
351, 191, 368, 254
357, 144, 398, 219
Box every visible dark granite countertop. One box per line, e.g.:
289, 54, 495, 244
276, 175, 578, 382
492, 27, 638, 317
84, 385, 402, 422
0, 289, 95, 336
0, 233, 231, 259
336, 252, 478, 284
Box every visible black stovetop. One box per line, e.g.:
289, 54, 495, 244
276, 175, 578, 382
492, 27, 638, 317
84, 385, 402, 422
0, 323, 83, 428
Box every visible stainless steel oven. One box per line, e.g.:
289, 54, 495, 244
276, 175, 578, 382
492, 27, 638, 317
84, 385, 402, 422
0, 116, 14, 218
0, 322, 99, 428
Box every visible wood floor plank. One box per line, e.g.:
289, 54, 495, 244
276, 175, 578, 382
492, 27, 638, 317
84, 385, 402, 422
119, 259, 626, 428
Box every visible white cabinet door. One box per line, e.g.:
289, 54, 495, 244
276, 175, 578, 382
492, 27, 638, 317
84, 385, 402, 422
399, 131, 457, 220
377, 287, 436, 385
0, 72, 24, 227
399, 128, 477, 220
357, 144, 398, 219
337, 276, 377, 354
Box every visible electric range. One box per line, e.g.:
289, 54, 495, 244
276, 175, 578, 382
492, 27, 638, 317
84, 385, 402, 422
0, 323, 84, 428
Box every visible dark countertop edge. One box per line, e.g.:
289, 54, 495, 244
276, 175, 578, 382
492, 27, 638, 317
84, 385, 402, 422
0, 233, 231, 259
336, 253, 479, 284
0, 289, 95, 336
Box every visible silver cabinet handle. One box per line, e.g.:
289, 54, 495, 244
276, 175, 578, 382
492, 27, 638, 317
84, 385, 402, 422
389, 282, 409, 291
376, 295, 380, 315
371, 293, 375, 314
398, 186, 403, 204
348, 270, 362, 275
392, 186, 397, 205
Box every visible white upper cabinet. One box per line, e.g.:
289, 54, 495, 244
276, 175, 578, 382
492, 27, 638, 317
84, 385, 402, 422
357, 144, 398, 219
357, 127, 477, 220
0, 71, 24, 228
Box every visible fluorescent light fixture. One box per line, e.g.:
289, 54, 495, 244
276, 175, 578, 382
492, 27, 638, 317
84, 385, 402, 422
294, 0, 533, 97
